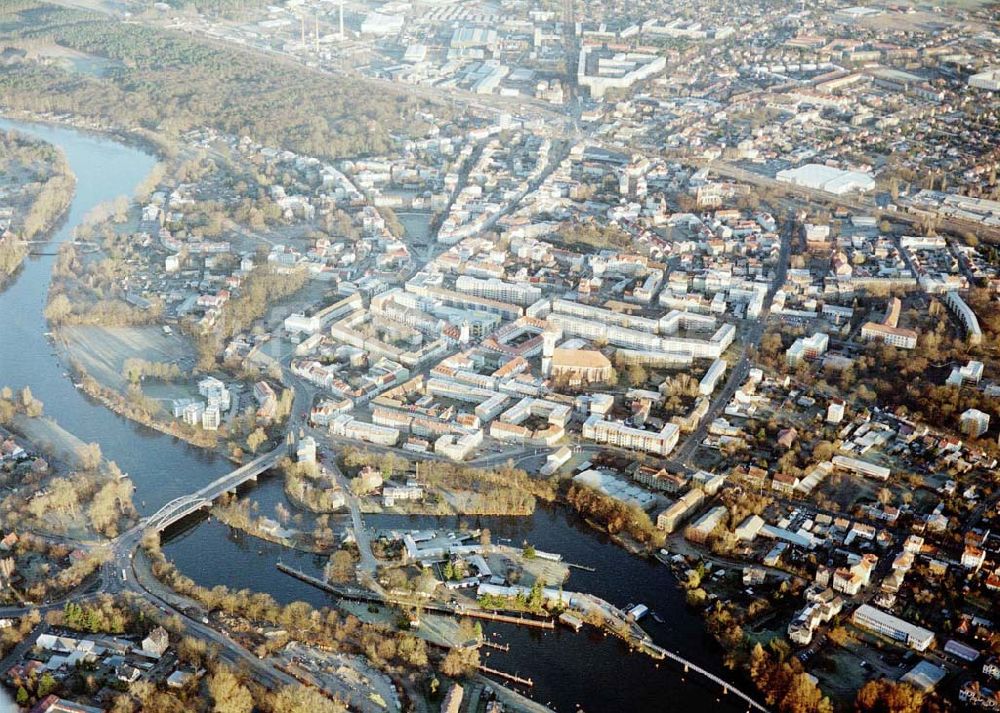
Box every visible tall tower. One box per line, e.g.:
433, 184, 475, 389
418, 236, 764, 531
339, 1, 345, 39
542, 328, 558, 376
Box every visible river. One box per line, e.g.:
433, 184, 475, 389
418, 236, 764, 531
0, 118, 751, 713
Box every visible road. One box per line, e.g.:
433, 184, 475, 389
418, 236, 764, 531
669, 207, 795, 469
125, 548, 299, 690
319, 444, 378, 580
0, 623, 49, 678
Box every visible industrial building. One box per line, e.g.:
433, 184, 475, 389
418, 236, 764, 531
776, 164, 875, 195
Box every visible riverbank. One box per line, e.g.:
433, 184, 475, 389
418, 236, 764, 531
0, 128, 76, 291
211, 501, 335, 555
0, 110, 173, 162
359, 492, 535, 518
7, 414, 89, 470
68, 360, 225, 452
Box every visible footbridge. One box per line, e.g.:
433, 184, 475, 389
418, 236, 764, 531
654, 644, 770, 713
145, 446, 285, 532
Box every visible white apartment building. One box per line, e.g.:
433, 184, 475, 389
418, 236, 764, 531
787, 332, 829, 366
201, 405, 221, 431
944, 291, 983, 345
699, 358, 727, 396
860, 322, 917, 350
947, 360, 983, 386
582, 415, 679, 456
852, 605, 934, 651
455, 276, 542, 306
960, 408, 990, 438
284, 312, 322, 335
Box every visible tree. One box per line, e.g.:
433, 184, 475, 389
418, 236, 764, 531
813, 441, 835, 461
440, 647, 479, 678
37, 673, 58, 698
855, 680, 924, 713
626, 364, 648, 387
265, 685, 346, 713
781, 673, 832, 713
45, 293, 73, 323
328, 551, 354, 583
76, 442, 103, 471
827, 626, 850, 646
207, 667, 253, 713
246, 428, 267, 454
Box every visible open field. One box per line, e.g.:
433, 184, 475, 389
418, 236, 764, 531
59, 324, 194, 392
12, 413, 90, 467
11, 41, 121, 77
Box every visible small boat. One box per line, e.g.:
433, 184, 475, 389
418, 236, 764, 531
652, 612, 664, 624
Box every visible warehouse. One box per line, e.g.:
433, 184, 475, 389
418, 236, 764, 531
776, 164, 875, 195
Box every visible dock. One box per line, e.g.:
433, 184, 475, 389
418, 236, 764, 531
479, 640, 510, 652
277, 563, 554, 630
558, 611, 584, 631
478, 664, 533, 688
457, 607, 555, 629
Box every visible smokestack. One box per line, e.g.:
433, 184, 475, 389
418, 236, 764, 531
339, 2, 344, 38
300, 15, 305, 45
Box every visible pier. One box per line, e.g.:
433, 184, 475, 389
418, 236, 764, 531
634, 640, 769, 713
479, 640, 511, 652
596, 605, 769, 712
663, 649, 769, 713
479, 664, 533, 688
277, 565, 764, 709
277, 564, 554, 630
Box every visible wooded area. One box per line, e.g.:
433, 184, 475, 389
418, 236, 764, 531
0, 129, 75, 285
1, 3, 443, 160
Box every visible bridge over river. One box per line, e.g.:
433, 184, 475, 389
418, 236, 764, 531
143, 445, 286, 532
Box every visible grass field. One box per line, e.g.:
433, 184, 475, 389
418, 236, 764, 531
60, 324, 195, 392
12, 413, 90, 467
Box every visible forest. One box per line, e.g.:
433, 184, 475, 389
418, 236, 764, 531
1, 3, 444, 161
0, 129, 75, 285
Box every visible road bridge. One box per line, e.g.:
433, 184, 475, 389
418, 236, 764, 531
144, 446, 286, 532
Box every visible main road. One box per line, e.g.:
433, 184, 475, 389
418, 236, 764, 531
669, 206, 795, 470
